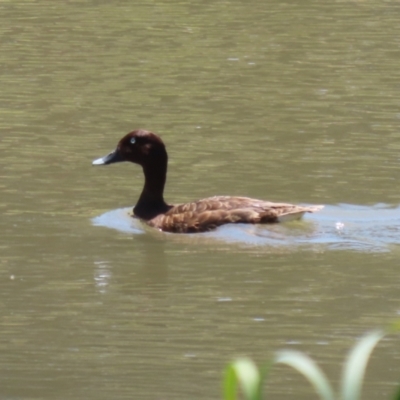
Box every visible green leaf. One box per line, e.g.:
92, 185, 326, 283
223, 358, 263, 400
392, 385, 400, 400
274, 350, 335, 400
341, 329, 385, 400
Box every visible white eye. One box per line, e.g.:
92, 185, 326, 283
130, 138, 136, 144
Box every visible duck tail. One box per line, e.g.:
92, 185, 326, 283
305, 205, 324, 213
276, 205, 324, 223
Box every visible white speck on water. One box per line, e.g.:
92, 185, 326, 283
286, 340, 302, 345
335, 222, 345, 231
217, 297, 232, 302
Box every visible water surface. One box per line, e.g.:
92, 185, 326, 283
1, 1, 400, 399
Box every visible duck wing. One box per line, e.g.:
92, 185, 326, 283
148, 196, 323, 233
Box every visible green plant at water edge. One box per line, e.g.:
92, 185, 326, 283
224, 323, 400, 400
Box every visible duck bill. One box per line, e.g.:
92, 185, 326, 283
92, 149, 124, 165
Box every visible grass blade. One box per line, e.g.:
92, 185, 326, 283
341, 329, 385, 400
274, 350, 335, 400
392, 385, 400, 400
224, 358, 263, 400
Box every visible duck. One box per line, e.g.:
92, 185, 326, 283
92, 129, 323, 233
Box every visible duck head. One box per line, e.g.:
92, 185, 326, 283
93, 129, 170, 219
92, 129, 167, 168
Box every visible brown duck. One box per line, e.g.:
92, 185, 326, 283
92, 130, 323, 233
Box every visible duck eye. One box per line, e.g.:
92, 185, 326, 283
130, 138, 136, 144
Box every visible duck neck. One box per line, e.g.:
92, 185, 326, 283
134, 160, 170, 220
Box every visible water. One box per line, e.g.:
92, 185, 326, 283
93, 204, 400, 252
1, 1, 400, 399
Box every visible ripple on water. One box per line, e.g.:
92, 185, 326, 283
92, 204, 400, 252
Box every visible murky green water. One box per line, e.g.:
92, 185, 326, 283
1, 1, 400, 399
